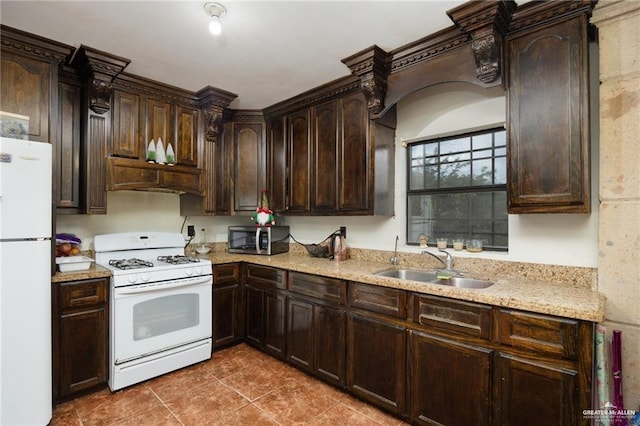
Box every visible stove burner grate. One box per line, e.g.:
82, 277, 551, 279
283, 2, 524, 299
157, 255, 200, 265
108, 258, 154, 270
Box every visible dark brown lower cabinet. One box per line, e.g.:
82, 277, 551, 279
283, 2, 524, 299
346, 313, 406, 415
409, 329, 492, 425
496, 353, 578, 426
212, 263, 242, 349
52, 278, 109, 402
287, 297, 346, 388
245, 284, 264, 347
245, 283, 286, 359
264, 290, 287, 358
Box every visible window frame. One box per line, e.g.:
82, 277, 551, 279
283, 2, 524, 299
405, 126, 508, 251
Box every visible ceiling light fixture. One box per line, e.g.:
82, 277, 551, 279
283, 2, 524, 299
204, 2, 227, 36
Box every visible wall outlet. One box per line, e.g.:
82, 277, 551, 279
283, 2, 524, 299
187, 225, 195, 237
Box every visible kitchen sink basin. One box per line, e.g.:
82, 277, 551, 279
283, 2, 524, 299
430, 277, 494, 289
374, 269, 494, 289
374, 269, 438, 283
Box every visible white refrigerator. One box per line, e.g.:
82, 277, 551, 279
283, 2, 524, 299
0, 137, 53, 425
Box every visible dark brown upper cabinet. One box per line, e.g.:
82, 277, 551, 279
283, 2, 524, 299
112, 90, 142, 159
506, 14, 591, 213
0, 26, 70, 143
267, 81, 395, 216
228, 113, 266, 213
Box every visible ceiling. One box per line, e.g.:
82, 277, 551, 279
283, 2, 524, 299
1, 1, 468, 109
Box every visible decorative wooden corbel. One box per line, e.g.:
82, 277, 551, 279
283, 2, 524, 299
203, 107, 224, 141
471, 28, 501, 84
342, 45, 390, 116
70, 45, 131, 114
447, 0, 516, 85
196, 86, 238, 142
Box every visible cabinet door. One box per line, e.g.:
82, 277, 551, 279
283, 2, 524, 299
55, 80, 81, 209
213, 284, 240, 348
312, 100, 338, 211
264, 290, 287, 359
339, 91, 370, 211
287, 297, 314, 372
347, 313, 406, 415
176, 105, 199, 167
0, 51, 52, 142
314, 304, 346, 387
245, 284, 264, 347
233, 123, 265, 212
409, 330, 491, 426
496, 353, 578, 426
507, 15, 590, 213
200, 133, 229, 214
287, 110, 311, 213
146, 98, 172, 153
53, 278, 108, 401
267, 118, 287, 212
58, 307, 108, 398
112, 90, 141, 158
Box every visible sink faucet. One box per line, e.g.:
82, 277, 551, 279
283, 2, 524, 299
390, 236, 399, 266
421, 248, 454, 271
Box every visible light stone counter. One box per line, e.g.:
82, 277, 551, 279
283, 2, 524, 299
206, 251, 606, 323
52, 249, 605, 322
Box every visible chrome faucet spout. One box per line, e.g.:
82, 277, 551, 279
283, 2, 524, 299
421, 249, 446, 269
438, 249, 454, 270
390, 235, 399, 266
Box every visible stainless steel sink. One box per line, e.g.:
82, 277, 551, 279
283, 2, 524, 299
430, 277, 494, 289
374, 269, 438, 283
374, 269, 494, 289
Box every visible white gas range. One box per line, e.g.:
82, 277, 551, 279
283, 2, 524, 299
94, 232, 213, 391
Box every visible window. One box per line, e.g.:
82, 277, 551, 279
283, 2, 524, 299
407, 127, 508, 250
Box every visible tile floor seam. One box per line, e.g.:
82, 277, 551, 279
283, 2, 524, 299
145, 383, 185, 425
250, 401, 287, 426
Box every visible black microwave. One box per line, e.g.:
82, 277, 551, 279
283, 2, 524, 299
227, 226, 290, 255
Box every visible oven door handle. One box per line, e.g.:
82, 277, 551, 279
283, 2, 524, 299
115, 276, 212, 295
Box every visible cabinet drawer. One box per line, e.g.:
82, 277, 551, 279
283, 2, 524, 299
245, 265, 287, 290
348, 282, 406, 319
497, 309, 579, 359
288, 272, 346, 305
410, 294, 492, 340
213, 263, 239, 286
58, 279, 108, 310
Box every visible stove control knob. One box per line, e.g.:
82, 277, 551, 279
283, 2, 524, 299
140, 273, 150, 282
185, 268, 193, 277
194, 266, 203, 275
128, 274, 138, 284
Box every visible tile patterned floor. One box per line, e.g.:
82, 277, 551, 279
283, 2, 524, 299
52, 343, 409, 425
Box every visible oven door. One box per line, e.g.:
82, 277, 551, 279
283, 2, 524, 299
112, 276, 212, 365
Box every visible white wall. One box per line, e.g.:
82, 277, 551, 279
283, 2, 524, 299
57, 82, 599, 267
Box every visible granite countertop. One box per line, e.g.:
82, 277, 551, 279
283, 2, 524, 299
52, 251, 605, 322
208, 252, 606, 323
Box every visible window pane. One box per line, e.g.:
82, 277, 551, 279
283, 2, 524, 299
494, 130, 506, 147
440, 137, 470, 154
440, 161, 470, 187
494, 157, 506, 184
473, 133, 492, 150
410, 166, 423, 190
410, 144, 424, 160
473, 149, 492, 159
407, 191, 507, 250
472, 159, 493, 185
